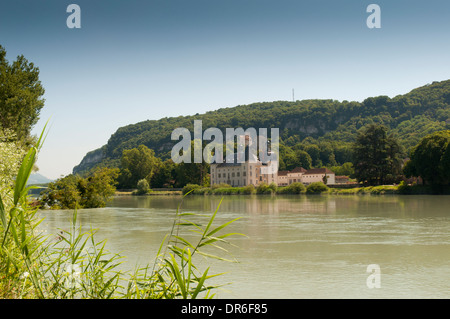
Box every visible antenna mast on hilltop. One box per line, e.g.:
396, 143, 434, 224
292, 88, 295, 102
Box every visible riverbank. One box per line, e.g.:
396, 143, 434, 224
115, 190, 182, 196
119, 182, 450, 197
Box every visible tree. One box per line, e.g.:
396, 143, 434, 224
78, 167, 119, 207
0, 45, 45, 141
40, 174, 81, 209
171, 141, 210, 187
118, 145, 161, 189
404, 130, 450, 187
151, 159, 176, 188
318, 142, 335, 167
331, 162, 355, 177
40, 167, 119, 209
353, 124, 403, 185
305, 144, 321, 166
279, 145, 312, 170
174, 162, 209, 187
294, 149, 312, 170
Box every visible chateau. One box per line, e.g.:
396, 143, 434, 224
211, 160, 336, 187
210, 152, 278, 187
209, 134, 335, 187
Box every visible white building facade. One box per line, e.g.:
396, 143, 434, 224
276, 167, 335, 186
210, 154, 278, 187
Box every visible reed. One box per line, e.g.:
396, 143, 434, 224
0, 124, 243, 299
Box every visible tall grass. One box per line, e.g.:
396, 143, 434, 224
123, 194, 243, 299
0, 125, 242, 299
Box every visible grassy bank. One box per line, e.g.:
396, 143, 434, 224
116, 190, 182, 196
181, 182, 330, 195
169, 182, 450, 196
330, 183, 449, 195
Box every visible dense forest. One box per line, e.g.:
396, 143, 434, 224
73, 80, 450, 181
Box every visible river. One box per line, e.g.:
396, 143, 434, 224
38, 194, 450, 299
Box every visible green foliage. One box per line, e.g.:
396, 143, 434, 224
241, 184, 256, 194
175, 162, 210, 188
182, 184, 201, 195
277, 182, 306, 194
129, 197, 243, 299
404, 130, 450, 188
135, 179, 150, 195
1, 126, 242, 299
74, 80, 450, 182
306, 182, 329, 194
1, 124, 47, 298
40, 167, 119, 209
330, 162, 355, 177
279, 145, 312, 171
0, 130, 27, 207
211, 183, 232, 189
151, 159, 177, 188
353, 124, 404, 185
0, 45, 45, 141
118, 145, 161, 189
256, 183, 271, 194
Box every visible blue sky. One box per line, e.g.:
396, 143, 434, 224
1, 0, 450, 179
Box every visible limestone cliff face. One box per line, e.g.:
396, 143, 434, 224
284, 119, 332, 135
72, 147, 104, 175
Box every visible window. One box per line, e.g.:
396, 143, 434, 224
237, 172, 240, 177
218, 173, 221, 178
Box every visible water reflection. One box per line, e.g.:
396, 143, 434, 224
38, 194, 450, 298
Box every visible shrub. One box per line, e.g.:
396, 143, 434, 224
135, 179, 150, 195
241, 184, 256, 194
278, 182, 306, 194
256, 183, 272, 194
268, 182, 278, 193
211, 183, 231, 189
211, 187, 239, 195
306, 182, 329, 194
182, 183, 201, 195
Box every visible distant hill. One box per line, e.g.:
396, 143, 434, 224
27, 173, 53, 185
73, 80, 450, 175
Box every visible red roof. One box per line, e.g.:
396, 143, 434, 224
304, 168, 334, 175
289, 167, 307, 173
